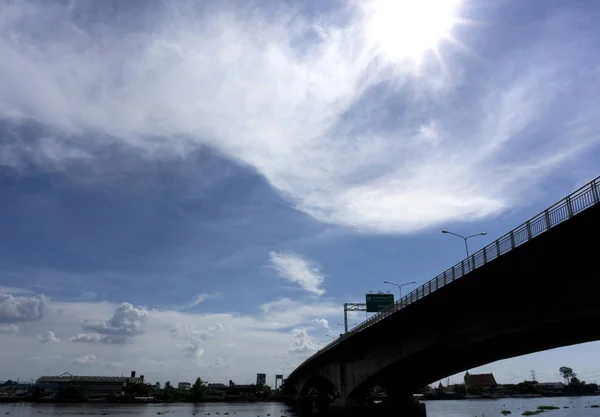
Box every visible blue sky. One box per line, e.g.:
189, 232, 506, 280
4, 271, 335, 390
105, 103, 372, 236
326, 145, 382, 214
1, 0, 600, 386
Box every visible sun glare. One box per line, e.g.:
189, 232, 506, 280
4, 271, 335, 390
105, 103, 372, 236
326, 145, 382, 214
362, 0, 463, 66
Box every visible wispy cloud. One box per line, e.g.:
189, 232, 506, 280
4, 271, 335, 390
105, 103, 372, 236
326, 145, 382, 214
179, 293, 221, 311
0, 324, 19, 334
71, 354, 103, 365
0, 286, 31, 295
269, 252, 325, 296
1, 1, 598, 234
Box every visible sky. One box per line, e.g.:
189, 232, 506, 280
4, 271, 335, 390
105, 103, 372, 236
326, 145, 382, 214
1, 0, 600, 388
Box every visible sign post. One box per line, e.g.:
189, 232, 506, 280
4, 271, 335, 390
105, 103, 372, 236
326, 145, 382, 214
365, 293, 394, 313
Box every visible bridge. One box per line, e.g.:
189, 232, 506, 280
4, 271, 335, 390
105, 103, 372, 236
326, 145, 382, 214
282, 176, 600, 416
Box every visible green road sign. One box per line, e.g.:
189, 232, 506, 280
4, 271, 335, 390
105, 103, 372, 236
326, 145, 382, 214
365, 293, 394, 312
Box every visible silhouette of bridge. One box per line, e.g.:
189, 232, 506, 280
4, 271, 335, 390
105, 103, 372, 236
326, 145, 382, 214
282, 176, 600, 416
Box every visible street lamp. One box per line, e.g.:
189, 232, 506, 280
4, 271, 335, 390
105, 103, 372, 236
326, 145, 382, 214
383, 280, 416, 301
325, 334, 337, 339
442, 230, 487, 271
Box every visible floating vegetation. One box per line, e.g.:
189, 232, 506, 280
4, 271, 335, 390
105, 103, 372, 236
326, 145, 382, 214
537, 406, 559, 411
522, 411, 542, 416
501, 411, 512, 415
591, 405, 600, 408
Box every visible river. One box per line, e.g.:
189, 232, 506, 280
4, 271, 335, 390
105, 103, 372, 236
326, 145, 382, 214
1, 397, 599, 417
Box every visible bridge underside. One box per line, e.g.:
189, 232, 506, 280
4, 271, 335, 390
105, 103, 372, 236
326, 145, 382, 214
284, 203, 600, 414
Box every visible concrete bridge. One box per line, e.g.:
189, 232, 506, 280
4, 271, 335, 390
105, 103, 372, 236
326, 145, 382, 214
282, 176, 600, 416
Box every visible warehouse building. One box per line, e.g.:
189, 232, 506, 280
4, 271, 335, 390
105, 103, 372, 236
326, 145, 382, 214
37, 371, 143, 398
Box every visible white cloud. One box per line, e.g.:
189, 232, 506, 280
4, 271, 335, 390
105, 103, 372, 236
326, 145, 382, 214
259, 298, 339, 329
269, 252, 325, 296
173, 323, 225, 360
291, 328, 308, 338
313, 318, 330, 329
77, 292, 98, 301
288, 328, 317, 355
69, 332, 127, 345
2, 297, 597, 386
37, 330, 60, 343
71, 354, 103, 365
288, 338, 318, 354
0, 293, 50, 323
71, 302, 148, 344
0, 324, 19, 334
0, 1, 597, 234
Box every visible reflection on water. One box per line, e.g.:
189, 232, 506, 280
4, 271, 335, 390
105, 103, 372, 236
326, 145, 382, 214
2, 397, 600, 417
427, 396, 600, 417
0, 402, 296, 417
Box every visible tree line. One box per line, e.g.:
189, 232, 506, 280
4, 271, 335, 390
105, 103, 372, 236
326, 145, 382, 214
124, 378, 272, 402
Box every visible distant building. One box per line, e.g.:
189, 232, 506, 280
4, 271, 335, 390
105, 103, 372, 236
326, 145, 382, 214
256, 373, 266, 385
37, 371, 143, 398
178, 382, 191, 391
0, 381, 33, 398
464, 372, 498, 390
207, 383, 228, 396
226, 381, 256, 400
275, 375, 284, 390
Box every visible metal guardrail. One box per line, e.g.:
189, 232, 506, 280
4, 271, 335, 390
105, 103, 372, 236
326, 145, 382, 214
297, 175, 600, 369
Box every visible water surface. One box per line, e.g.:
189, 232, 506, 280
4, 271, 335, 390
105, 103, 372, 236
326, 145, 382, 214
2, 397, 600, 417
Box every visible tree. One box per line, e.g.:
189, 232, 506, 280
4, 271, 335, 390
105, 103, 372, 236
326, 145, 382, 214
514, 381, 541, 395
256, 384, 272, 400
156, 382, 182, 402
190, 377, 207, 402
124, 382, 155, 398
452, 384, 466, 395
559, 367, 576, 385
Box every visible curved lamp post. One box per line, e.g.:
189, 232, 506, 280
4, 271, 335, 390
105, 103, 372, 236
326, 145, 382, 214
442, 230, 487, 271
383, 280, 416, 301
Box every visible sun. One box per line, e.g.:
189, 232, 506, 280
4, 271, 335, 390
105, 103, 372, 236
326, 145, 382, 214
361, 0, 463, 67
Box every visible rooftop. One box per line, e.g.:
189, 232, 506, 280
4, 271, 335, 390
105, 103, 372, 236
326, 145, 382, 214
37, 375, 142, 384
465, 372, 497, 387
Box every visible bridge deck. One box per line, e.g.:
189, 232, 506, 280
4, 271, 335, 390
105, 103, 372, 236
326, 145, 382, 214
295, 175, 600, 372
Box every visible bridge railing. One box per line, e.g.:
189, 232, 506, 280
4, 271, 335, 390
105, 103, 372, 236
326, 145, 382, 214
300, 176, 600, 365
